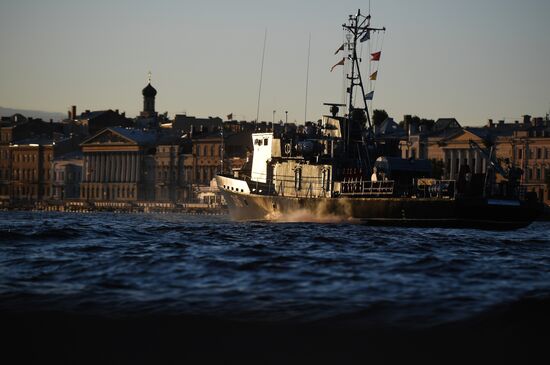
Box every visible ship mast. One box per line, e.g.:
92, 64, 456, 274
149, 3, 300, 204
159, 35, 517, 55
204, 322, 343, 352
342, 9, 385, 132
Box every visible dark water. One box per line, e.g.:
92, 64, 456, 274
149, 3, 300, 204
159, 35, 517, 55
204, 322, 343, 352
1, 211, 550, 363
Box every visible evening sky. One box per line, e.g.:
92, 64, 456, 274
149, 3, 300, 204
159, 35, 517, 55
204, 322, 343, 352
1, 0, 549, 125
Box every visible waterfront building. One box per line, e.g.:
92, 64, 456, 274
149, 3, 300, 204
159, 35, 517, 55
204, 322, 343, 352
0, 116, 71, 205
51, 151, 83, 201
79, 127, 156, 201
154, 133, 190, 202
9, 139, 54, 204
400, 115, 550, 205
173, 115, 223, 135
510, 117, 550, 203
192, 133, 223, 185
71, 108, 130, 136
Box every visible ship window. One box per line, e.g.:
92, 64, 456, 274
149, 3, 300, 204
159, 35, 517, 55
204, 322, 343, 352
263, 138, 268, 146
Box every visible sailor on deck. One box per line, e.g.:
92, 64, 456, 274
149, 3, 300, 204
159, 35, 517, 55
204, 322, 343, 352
371, 167, 378, 182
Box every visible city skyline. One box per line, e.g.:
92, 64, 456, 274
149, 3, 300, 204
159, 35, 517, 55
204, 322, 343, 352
1, 0, 549, 125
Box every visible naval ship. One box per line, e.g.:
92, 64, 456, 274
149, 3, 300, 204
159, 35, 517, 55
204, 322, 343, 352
216, 10, 542, 229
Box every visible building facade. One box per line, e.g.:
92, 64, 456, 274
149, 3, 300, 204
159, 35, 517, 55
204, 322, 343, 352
51, 152, 83, 201
400, 116, 550, 205
80, 127, 156, 202
9, 142, 53, 203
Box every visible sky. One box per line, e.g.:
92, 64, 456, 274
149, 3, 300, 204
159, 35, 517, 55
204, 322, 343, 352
1, 0, 549, 125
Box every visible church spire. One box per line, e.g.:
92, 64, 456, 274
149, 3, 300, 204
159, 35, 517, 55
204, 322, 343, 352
141, 71, 157, 118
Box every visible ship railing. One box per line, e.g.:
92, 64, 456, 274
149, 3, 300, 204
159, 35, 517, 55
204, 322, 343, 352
415, 179, 456, 198
339, 180, 394, 196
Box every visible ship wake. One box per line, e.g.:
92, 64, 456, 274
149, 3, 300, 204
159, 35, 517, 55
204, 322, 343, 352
264, 200, 357, 223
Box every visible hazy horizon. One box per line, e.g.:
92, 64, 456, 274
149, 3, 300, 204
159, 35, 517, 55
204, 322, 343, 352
1, 0, 549, 125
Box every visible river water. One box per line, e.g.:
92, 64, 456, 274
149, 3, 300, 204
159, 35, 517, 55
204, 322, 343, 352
1, 211, 549, 362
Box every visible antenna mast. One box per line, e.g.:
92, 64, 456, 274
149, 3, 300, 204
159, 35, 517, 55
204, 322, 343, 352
304, 33, 311, 124
342, 9, 385, 131
256, 29, 268, 123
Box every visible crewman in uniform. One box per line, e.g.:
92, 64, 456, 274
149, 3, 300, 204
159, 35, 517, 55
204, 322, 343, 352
371, 167, 378, 182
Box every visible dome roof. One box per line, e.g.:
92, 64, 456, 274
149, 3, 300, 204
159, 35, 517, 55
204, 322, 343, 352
142, 83, 157, 97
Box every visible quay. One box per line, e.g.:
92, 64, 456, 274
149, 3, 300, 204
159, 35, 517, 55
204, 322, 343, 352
0, 200, 227, 215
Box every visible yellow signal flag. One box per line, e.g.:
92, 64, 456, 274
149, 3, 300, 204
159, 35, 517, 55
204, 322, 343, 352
370, 71, 378, 81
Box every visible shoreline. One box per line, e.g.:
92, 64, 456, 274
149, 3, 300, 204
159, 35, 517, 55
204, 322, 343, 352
0, 201, 228, 215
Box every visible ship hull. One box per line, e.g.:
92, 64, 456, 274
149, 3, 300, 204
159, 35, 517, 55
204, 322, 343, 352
217, 181, 541, 230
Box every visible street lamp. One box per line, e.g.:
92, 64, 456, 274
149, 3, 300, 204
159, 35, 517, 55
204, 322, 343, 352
285, 111, 288, 124
272, 110, 276, 131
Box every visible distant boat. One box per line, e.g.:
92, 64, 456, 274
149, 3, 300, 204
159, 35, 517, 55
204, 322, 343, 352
216, 9, 542, 230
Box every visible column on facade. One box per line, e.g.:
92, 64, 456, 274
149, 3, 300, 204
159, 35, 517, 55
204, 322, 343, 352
89, 154, 93, 182
457, 149, 464, 176
109, 153, 115, 182
129, 153, 135, 182
127, 153, 131, 182
86, 155, 89, 183
96, 153, 101, 182
119, 153, 123, 182
82, 156, 87, 183
121, 153, 127, 183
98, 153, 104, 182
449, 149, 455, 179
91, 154, 96, 182
105, 153, 110, 183
118, 153, 123, 182
103, 153, 108, 183
125, 152, 130, 182
104, 153, 109, 183
90, 154, 96, 182
113, 153, 118, 182
136, 152, 141, 182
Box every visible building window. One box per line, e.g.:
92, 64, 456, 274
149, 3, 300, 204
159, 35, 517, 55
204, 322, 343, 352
537, 148, 542, 159
518, 148, 523, 160
536, 167, 541, 180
